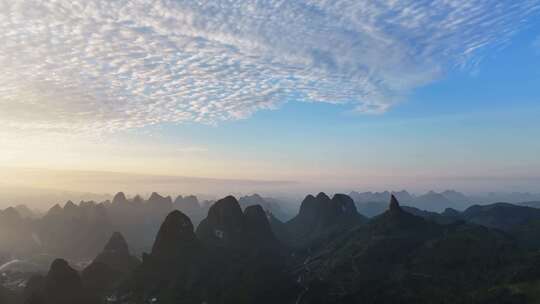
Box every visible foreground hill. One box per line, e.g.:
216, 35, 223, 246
127, 197, 294, 304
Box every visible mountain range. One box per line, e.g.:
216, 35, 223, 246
4, 192, 540, 303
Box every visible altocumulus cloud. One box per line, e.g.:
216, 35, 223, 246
0, 0, 539, 134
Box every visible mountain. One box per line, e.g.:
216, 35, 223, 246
293, 195, 533, 303
128, 210, 208, 304
461, 203, 540, 231
284, 193, 366, 248
127, 196, 294, 304
401, 206, 460, 225
519, 201, 540, 209
414, 191, 455, 212
25, 259, 96, 304
238, 194, 293, 221
8, 191, 540, 303
111, 192, 129, 205
35, 201, 113, 259
441, 190, 470, 206
14, 204, 37, 219
81, 232, 140, 298
350, 190, 473, 216
173, 195, 207, 227
349, 190, 414, 204
0, 207, 38, 256
196, 196, 248, 250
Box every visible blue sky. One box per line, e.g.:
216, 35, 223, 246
140, 23, 540, 192
0, 1, 539, 194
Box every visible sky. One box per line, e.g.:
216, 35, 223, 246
0, 0, 539, 196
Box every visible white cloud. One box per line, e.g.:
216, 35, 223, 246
0, 0, 538, 134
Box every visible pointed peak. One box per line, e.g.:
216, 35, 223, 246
132, 194, 143, 204
332, 193, 353, 202
50, 258, 70, 272
48, 259, 79, 280
244, 204, 266, 217
151, 210, 197, 258
103, 232, 129, 255
64, 200, 77, 209
248, 193, 264, 201
112, 192, 128, 204
210, 196, 242, 215
1, 207, 21, 220
316, 192, 331, 201
46, 204, 63, 216
304, 194, 316, 201
148, 192, 166, 202
389, 194, 401, 212
222, 195, 238, 202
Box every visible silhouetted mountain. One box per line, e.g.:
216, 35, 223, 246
0, 207, 38, 256
14, 205, 37, 219
441, 190, 470, 205
173, 195, 207, 226
238, 194, 293, 222
128, 210, 208, 303
7, 191, 540, 303
293, 196, 532, 303
125, 196, 294, 304
462, 203, 540, 231
34, 201, 113, 259
401, 206, 460, 225
519, 201, 540, 209
81, 232, 140, 298
284, 193, 366, 248
112, 192, 129, 205
25, 259, 96, 304
244, 205, 279, 246
351, 190, 473, 216
196, 196, 248, 250
414, 191, 455, 212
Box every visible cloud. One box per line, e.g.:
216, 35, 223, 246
0, 0, 539, 134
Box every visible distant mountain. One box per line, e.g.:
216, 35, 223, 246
350, 190, 472, 216
35, 200, 113, 259
441, 190, 470, 205
414, 191, 455, 212
14, 204, 38, 219
0, 207, 39, 256
173, 195, 207, 226
349, 190, 414, 204
238, 193, 293, 221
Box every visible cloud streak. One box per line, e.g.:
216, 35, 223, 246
0, 0, 539, 134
